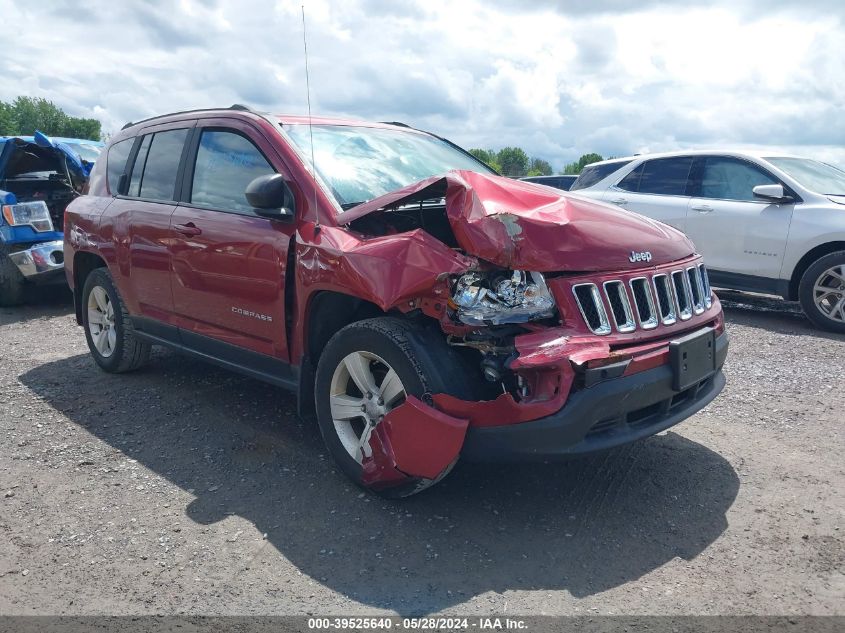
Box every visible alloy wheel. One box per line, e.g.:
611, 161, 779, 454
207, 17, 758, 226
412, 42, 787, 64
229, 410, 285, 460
87, 285, 117, 358
813, 264, 845, 323
329, 351, 407, 464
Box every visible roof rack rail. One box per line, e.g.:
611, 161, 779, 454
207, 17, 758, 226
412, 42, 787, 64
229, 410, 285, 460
121, 104, 257, 131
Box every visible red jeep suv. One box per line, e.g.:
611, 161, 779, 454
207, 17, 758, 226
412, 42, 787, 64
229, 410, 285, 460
65, 105, 728, 497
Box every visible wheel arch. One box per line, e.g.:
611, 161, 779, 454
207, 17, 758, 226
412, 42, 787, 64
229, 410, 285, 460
73, 251, 108, 324
788, 241, 845, 300
297, 290, 390, 419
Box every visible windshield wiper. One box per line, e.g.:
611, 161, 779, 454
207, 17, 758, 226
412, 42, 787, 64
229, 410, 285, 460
340, 201, 368, 210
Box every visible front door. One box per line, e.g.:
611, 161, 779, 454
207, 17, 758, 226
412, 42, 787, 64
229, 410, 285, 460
602, 156, 695, 232
685, 156, 794, 278
168, 119, 296, 360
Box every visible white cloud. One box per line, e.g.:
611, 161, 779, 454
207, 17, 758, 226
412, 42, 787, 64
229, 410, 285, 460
1, 0, 842, 169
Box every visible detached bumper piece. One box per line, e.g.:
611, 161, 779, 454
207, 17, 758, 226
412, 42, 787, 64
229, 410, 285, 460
7, 240, 64, 281
461, 331, 728, 461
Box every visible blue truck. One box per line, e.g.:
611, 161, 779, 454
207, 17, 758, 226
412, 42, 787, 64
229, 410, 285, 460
0, 132, 102, 305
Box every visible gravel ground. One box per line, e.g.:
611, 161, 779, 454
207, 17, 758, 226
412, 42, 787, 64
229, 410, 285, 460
0, 287, 842, 616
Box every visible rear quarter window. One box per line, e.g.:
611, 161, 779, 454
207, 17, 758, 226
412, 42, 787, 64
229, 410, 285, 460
106, 138, 134, 195
570, 161, 632, 191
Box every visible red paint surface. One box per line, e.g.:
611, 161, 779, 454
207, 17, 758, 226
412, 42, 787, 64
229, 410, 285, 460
337, 170, 696, 272
361, 396, 468, 485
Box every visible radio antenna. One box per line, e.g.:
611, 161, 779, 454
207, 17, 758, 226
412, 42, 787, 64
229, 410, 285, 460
301, 4, 320, 231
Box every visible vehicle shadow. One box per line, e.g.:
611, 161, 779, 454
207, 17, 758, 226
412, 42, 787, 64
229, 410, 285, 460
20, 352, 739, 613
0, 285, 73, 328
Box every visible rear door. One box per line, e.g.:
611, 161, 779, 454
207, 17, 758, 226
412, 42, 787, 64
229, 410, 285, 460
102, 122, 194, 323
169, 118, 296, 360
685, 155, 793, 278
602, 156, 694, 232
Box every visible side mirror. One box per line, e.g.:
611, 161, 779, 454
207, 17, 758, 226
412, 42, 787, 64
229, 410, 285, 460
753, 183, 791, 203
245, 174, 295, 222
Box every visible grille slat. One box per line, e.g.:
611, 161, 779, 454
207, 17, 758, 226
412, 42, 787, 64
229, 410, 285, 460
572, 283, 611, 335
671, 270, 693, 320
572, 263, 713, 334
603, 281, 636, 332
652, 274, 677, 325
629, 277, 658, 329
698, 264, 712, 308
687, 266, 705, 314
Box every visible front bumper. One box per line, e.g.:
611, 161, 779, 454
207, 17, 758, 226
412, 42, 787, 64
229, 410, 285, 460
7, 240, 65, 281
461, 331, 728, 461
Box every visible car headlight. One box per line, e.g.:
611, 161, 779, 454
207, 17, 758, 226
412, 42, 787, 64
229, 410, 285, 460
450, 270, 557, 326
1, 201, 54, 232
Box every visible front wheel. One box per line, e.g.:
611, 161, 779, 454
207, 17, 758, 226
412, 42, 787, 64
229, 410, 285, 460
81, 268, 151, 372
799, 251, 845, 333
314, 317, 472, 498
0, 249, 25, 307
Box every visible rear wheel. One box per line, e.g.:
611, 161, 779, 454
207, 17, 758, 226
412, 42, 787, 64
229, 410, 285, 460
82, 268, 151, 372
0, 248, 25, 307
314, 317, 472, 498
799, 251, 845, 333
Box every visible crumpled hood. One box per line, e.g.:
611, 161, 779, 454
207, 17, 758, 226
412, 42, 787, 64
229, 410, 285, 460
0, 131, 90, 183
336, 170, 696, 272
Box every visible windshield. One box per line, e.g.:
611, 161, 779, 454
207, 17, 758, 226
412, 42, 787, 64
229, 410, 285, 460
64, 142, 102, 163
285, 124, 493, 208
765, 157, 845, 195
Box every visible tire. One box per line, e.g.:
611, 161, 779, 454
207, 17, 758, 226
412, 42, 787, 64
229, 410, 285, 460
798, 251, 845, 334
314, 317, 473, 498
0, 249, 25, 307
81, 267, 151, 372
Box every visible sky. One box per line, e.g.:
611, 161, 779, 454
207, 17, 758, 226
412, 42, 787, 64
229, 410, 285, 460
2, 0, 844, 170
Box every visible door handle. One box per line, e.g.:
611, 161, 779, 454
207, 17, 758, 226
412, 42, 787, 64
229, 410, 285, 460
691, 205, 714, 214
174, 222, 202, 236
609, 197, 628, 205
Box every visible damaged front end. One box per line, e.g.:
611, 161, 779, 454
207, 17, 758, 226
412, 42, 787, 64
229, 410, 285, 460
1, 132, 94, 290
304, 169, 727, 490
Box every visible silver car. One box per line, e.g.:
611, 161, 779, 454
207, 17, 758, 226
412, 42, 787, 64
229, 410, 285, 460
571, 150, 845, 332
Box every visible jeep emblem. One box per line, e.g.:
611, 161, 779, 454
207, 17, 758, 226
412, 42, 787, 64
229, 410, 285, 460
629, 250, 653, 263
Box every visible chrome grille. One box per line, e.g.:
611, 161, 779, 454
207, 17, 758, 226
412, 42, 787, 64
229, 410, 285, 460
672, 270, 693, 320
699, 263, 712, 308
652, 274, 676, 325
571, 263, 715, 335
687, 266, 705, 314
630, 277, 658, 329
572, 284, 611, 335
602, 280, 636, 332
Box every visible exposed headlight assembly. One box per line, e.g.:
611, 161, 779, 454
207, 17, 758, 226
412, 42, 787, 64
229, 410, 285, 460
451, 270, 557, 326
1, 201, 54, 232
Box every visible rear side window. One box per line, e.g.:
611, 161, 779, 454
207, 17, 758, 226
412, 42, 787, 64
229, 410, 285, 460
697, 157, 778, 201
138, 129, 189, 201
106, 138, 134, 194
637, 157, 694, 196
617, 164, 644, 192
189, 130, 275, 214
570, 161, 632, 191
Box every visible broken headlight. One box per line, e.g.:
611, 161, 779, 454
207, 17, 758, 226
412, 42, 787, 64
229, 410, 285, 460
1, 201, 54, 232
451, 270, 556, 326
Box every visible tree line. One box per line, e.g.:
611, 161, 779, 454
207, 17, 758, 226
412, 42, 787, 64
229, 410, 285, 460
469, 147, 606, 178
0, 97, 102, 141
